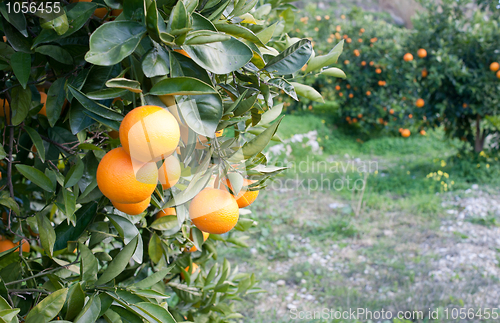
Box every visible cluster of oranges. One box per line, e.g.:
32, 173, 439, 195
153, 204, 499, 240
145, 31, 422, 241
96, 101, 260, 254
490, 62, 500, 78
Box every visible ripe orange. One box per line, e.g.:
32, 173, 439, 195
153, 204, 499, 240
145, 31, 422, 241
119, 105, 180, 163
344, 60, 350, 65
189, 188, 239, 234
156, 208, 176, 219
0, 98, 10, 120
112, 196, 150, 215
358, 38, 363, 43
497, 70, 500, 79
336, 26, 342, 32
346, 38, 352, 43
110, 9, 123, 17
349, 93, 354, 98
462, 103, 468, 108
361, 61, 366, 66
398, 128, 403, 133
360, 28, 365, 33
314, 27, 319, 32
357, 114, 363, 119
343, 34, 348, 39
0, 238, 15, 253
417, 49, 427, 58
370, 37, 377, 43
339, 92, 343, 97
389, 109, 394, 114
416, 98, 425, 108
181, 263, 199, 280
378, 80, 385, 86
346, 84, 351, 89
187, 231, 210, 252
227, 179, 259, 208
408, 114, 413, 119
420, 130, 426, 136
96, 147, 158, 204
341, 14, 346, 19
158, 155, 181, 190
490, 62, 499, 72
346, 116, 351, 121
375, 68, 382, 74
401, 129, 411, 138
421, 69, 428, 78
352, 118, 358, 123
16, 239, 30, 253
335, 85, 341, 91
366, 91, 371, 96
403, 53, 413, 62
353, 49, 360, 57
369, 61, 374, 66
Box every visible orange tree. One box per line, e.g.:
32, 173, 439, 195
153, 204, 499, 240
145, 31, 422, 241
291, 6, 424, 138
406, 0, 500, 152
0, 0, 343, 322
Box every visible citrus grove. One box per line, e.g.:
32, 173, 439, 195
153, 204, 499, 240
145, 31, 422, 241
292, 0, 500, 150
0, 0, 345, 321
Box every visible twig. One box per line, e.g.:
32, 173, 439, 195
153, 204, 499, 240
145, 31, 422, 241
4, 93, 15, 222
9, 289, 51, 294
39, 134, 75, 154
5, 259, 79, 286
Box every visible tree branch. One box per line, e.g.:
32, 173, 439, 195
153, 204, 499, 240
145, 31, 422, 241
39, 134, 75, 154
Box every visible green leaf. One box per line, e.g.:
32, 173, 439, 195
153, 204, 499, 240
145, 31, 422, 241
85, 21, 147, 66
95, 235, 139, 286
1, 16, 32, 53
62, 189, 76, 219
105, 78, 142, 93
131, 289, 169, 299
233, 93, 258, 116
130, 303, 175, 323
131, 268, 172, 289
214, 23, 266, 47
64, 158, 84, 188
241, 116, 283, 159
192, 12, 217, 31
234, 217, 254, 231
149, 216, 179, 232
257, 22, 277, 44
305, 40, 344, 73
79, 243, 98, 284
10, 86, 31, 125
106, 306, 141, 323
184, 30, 231, 45
263, 39, 312, 75
24, 126, 45, 163
46, 78, 67, 127
149, 77, 217, 96
320, 67, 346, 79
106, 214, 143, 263
290, 82, 324, 103
0, 308, 19, 322
54, 202, 97, 251
183, 37, 253, 74
279, 7, 295, 34
167, 0, 189, 35
231, 0, 258, 17
73, 294, 101, 323
0, 2, 27, 36
141, 46, 169, 78
35, 45, 73, 65
162, 170, 212, 208
64, 283, 85, 321
25, 289, 68, 323
148, 232, 163, 264
0, 145, 5, 159
68, 85, 124, 121
0, 195, 20, 216
268, 78, 297, 100
16, 165, 55, 192
259, 103, 283, 125
36, 213, 56, 257
177, 93, 223, 137
10, 51, 30, 89
40, 13, 69, 36
86, 88, 128, 100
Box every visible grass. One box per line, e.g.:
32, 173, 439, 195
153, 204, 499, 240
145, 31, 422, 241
219, 114, 500, 322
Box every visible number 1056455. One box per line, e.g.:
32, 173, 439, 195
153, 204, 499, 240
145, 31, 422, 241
6, 1, 61, 14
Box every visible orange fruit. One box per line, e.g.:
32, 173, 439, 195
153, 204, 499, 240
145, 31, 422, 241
0, 238, 15, 253
110, 9, 123, 17
108, 130, 119, 139
378, 80, 385, 86
375, 68, 382, 74
389, 109, 394, 114
112, 196, 150, 215
315, 15, 321, 21
401, 129, 411, 138
370, 37, 377, 43
15, 239, 30, 253
360, 28, 365, 33
37, 92, 48, 116
341, 14, 346, 19
119, 105, 180, 163
187, 231, 210, 252
357, 114, 363, 119
403, 53, 413, 62
421, 69, 428, 78
156, 208, 176, 219
2, 36, 6, 42
348, 93, 354, 98
346, 38, 352, 43
361, 61, 366, 66
158, 155, 181, 190
112, 97, 122, 105
462, 103, 468, 108
399, 128, 403, 133
0, 98, 10, 120
343, 34, 348, 39
358, 38, 362, 43
189, 188, 239, 234
366, 91, 371, 96
417, 49, 427, 58
344, 60, 350, 65
70, 0, 107, 18
346, 84, 351, 89
174, 49, 191, 58
369, 61, 374, 66
353, 49, 360, 57
416, 98, 425, 108
420, 130, 426, 135
339, 92, 343, 97
335, 85, 341, 91
181, 263, 199, 280
346, 116, 351, 121
96, 147, 158, 204
227, 179, 259, 208
352, 118, 358, 123
497, 70, 500, 79
489, 62, 499, 72
336, 25, 342, 32
408, 114, 413, 119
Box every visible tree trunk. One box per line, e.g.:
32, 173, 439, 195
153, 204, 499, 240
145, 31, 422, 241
474, 114, 485, 153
